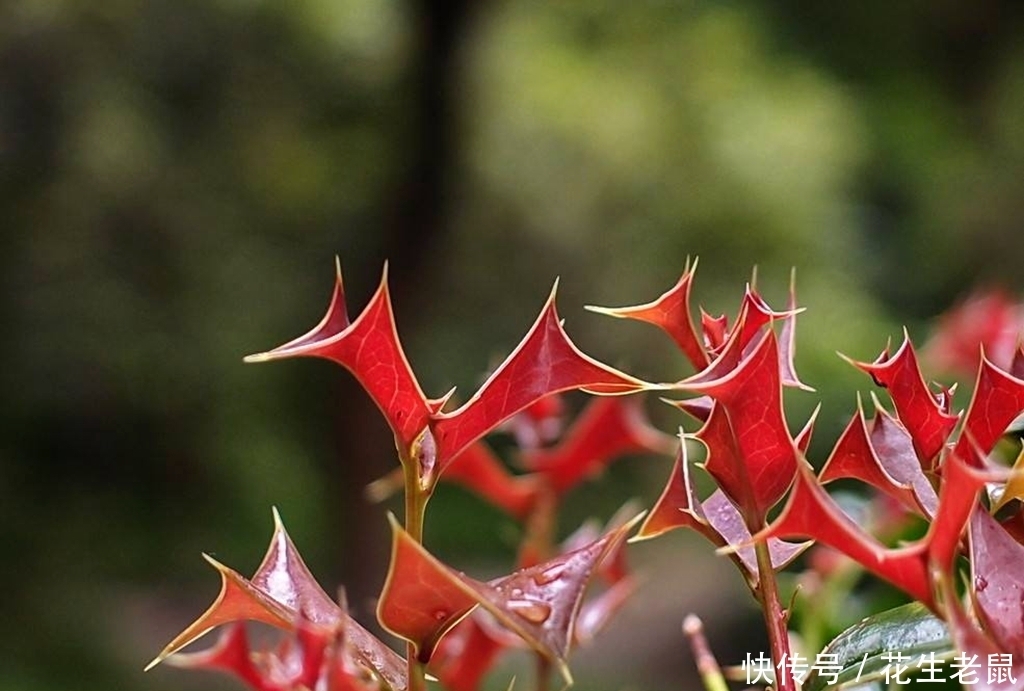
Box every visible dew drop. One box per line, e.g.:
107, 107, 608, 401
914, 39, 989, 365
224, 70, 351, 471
976, 576, 989, 592
507, 599, 552, 624
433, 609, 449, 621
532, 566, 564, 586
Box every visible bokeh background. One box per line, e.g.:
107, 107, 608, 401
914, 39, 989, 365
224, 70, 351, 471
4, 1, 1024, 690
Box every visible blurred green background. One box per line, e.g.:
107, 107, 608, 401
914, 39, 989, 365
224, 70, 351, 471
4, 1, 1024, 690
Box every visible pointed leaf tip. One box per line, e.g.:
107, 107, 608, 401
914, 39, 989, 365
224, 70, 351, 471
432, 292, 646, 468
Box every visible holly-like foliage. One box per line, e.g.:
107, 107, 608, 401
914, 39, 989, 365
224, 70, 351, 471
150, 259, 1024, 691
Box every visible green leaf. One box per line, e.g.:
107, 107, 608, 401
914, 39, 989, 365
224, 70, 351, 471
804, 603, 953, 691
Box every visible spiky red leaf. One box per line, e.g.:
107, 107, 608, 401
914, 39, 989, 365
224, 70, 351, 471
819, 400, 937, 517
758, 461, 934, 608
686, 289, 787, 387
636, 442, 807, 580
380, 514, 639, 683
635, 442, 709, 540
246, 265, 431, 449
522, 397, 673, 494
377, 515, 480, 662
432, 283, 646, 469
953, 356, 1024, 464
844, 335, 959, 467
683, 331, 799, 519
585, 259, 709, 370
149, 555, 294, 667
150, 512, 406, 691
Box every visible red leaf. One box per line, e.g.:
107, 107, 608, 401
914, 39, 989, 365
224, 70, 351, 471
164, 623, 273, 691
246, 264, 431, 450
636, 441, 808, 581
819, 399, 937, 517
635, 441, 710, 540
925, 442, 997, 571
843, 335, 959, 467
440, 441, 541, 520
150, 512, 407, 691
430, 615, 510, 691
432, 282, 646, 470
522, 396, 673, 494
758, 461, 934, 608
970, 507, 1024, 654
380, 513, 640, 684
682, 331, 799, 519
685, 288, 787, 387
377, 514, 480, 662
953, 356, 1024, 464
585, 258, 709, 370
148, 554, 293, 667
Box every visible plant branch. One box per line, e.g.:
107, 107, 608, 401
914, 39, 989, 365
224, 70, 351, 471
755, 538, 794, 691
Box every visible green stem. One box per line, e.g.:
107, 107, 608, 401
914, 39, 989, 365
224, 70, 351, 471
399, 443, 432, 691
407, 651, 428, 691
754, 539, 794, 691
683, 614, 729, 691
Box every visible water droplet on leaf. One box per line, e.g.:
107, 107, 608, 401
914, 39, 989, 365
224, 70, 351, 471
532, 566, 564, 586
507, 599, 552, 624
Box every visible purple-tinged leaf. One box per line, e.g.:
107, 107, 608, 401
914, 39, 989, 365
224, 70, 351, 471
703, 489, 809, 578
970, 507, 1024, 654
943, 579, 1024, 691
636, 440, 808, 582
819, 400, 935, 517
